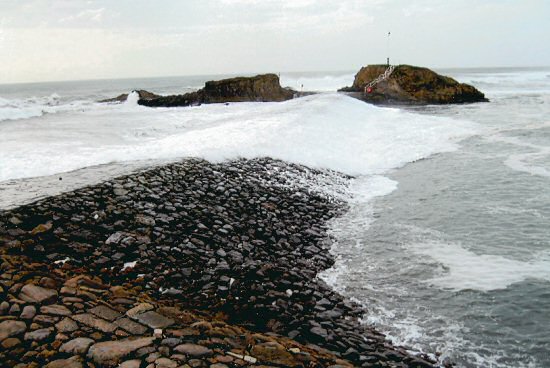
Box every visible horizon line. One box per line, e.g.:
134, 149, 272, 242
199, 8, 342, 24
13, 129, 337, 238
1, 65, 549, 87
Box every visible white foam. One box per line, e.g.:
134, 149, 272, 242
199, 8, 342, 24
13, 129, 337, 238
0, 93, 479, 183
0, 94, 91, 122
407, 240, 550, 291
122, 261, 137, 271
125, 91, 140, 106
486, 134, 550, 178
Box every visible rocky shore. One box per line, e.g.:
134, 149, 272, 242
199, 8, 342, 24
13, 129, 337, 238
0, 158, 437, 367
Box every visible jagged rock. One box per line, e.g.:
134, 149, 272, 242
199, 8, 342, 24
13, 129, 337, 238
339, 64, 487, 105
18, 284, 58, 304
138, 74, 294, 107
0, 320, 27, 341
87, 337, 156, 366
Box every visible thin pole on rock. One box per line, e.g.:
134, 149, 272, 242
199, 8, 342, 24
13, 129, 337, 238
386, 31, 391, 66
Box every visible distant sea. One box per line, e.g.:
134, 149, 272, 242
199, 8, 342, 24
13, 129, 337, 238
1, 67, 549, 367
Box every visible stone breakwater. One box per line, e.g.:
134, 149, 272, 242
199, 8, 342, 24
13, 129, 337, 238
0, 158, 436, 367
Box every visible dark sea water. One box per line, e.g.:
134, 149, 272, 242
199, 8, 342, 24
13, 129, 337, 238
321, 67, 550, 367
1, 67, 549, 367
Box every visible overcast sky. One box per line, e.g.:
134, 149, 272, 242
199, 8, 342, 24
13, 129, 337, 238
1, 0, 549, 83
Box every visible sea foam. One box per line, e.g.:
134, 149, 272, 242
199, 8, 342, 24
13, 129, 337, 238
0, 93, 478, 183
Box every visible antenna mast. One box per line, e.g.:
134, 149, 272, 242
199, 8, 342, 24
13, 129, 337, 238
387, 31, 391, 66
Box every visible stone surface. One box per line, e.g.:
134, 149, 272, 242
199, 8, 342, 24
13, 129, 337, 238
340, 64, 487, 105
250, 342, 298, 366
174, 343, 213, 357
18, 284, 58, 304
72, 313, 117, 333
87, 337, 156, 365
60, 337, 95, 355
44, 356, 83, 368
155, 357, 178, 368
0, 320, 27, 341
118, 360, 142, 368
40, 304, 72, 316
114, 317, 148, 335
24, 327, 53, 341
20, 305, 36, 319
135, 311, 175, 329
88, 305, 122, 321
126, 303, 154, 318
55, 317, 78, 332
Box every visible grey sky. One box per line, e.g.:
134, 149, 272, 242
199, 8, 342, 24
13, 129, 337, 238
1, 0, 548, 83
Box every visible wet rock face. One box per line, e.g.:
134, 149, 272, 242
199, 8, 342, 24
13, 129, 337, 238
139, 74, 295, 107
340, 64, 488, 104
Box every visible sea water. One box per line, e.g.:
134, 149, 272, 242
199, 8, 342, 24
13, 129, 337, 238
1, 67, 549, 367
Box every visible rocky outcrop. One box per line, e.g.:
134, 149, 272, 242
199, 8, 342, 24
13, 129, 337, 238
99, 90, 160, 103
139, 74, 295, 107
340, 64, 488, 105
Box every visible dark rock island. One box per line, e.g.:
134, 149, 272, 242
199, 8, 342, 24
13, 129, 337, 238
340, 64, 488, 105
101, 74, 295, 108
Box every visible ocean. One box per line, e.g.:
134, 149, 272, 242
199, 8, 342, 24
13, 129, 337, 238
1, 67, 549, 367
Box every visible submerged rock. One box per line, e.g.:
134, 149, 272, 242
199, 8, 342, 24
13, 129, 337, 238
340, 64, 488, 104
